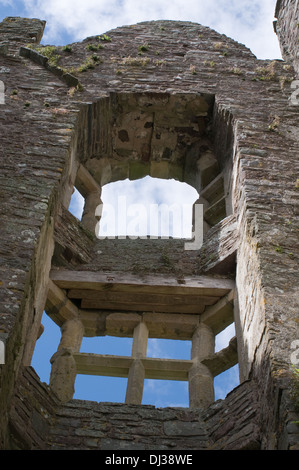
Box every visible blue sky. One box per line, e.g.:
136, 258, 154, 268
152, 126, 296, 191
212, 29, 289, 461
0, 0, 281, 59
1, 0, 280, 406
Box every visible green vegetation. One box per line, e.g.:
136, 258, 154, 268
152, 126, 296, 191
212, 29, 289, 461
255, 62, 277, 81
119, 56, 150, 66
189, 65, 197, 75
268, 115, 280, 132
35, 45, 61, 67
231, 67, 242, 75
99, 34, 111, 42
138, 43, 149, 53
63, 45, 72, 52
77, 57, 97, 72
86, 43, 104, 51
204, 60, 215, 68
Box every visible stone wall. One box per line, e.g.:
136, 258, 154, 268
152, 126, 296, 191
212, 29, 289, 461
0, 8, 298, 450
9, 366, 261, 450
275, 0, 299, 75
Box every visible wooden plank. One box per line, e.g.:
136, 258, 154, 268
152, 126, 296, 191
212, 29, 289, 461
80, 299, 206, 314
68, 289, 220, 307
50, 269, 235, 296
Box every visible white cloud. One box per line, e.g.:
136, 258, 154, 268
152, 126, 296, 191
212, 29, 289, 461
143, 379, 189, 407
214, 364, 239, 400
99, 177, 198, 238
22, 0, 281, 58
215, 323, 236, 352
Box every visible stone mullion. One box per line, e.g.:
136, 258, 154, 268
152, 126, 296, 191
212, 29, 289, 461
49, 318, 84, 403
125, 322, 148, 405
189, 322, 215, 409
81, 191, 102, 234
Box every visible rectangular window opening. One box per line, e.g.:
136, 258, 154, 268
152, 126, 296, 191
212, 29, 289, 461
142, 379, 189, 408
80, 335, 133, 357
147, 338, 191, 360
68, 187, 84, 221
74, 375, 128, 403
214, 363, 239, 401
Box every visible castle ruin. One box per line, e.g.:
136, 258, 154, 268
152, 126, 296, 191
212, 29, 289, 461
0, 0, 298, 450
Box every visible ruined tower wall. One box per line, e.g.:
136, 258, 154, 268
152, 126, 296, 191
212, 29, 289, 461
275, 0, 299, 75
0, 8, 298, 450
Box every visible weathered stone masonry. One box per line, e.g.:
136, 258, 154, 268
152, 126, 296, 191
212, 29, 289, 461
0, 0, 298, 450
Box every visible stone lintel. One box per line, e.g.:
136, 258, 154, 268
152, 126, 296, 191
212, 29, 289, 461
200, 290, 235, 335
46, 279, 79, 326
74, 353, 193, 381
201, 336, 238, 377
75, 164, 101, 198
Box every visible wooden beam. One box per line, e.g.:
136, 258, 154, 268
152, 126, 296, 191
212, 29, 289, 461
68, 289, 220, 306
50, 269, 235, 297
80, 299, 207, 314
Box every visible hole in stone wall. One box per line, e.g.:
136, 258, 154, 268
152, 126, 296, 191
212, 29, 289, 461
31, 312, 61, 384
147, 338, 191, 360
98, 176, 199, 239
214, 323, 239, 399
215, 323, 235, 352
143, 338, 191, 407
74, 336, 133, 402
214, 364, 239, 401
74, 375, 128, 403
80, 335, 133, 356
68, 187, 84, 220
142, 379, 189, 408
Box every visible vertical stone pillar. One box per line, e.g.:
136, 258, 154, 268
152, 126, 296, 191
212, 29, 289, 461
81, 191, 102, 235
189, 322, 215, 409
50, 318, 84, 403
125, 322, 148, 405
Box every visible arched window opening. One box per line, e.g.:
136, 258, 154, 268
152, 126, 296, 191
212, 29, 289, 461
31, 93, 239, 411
98, 176, 199, 240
